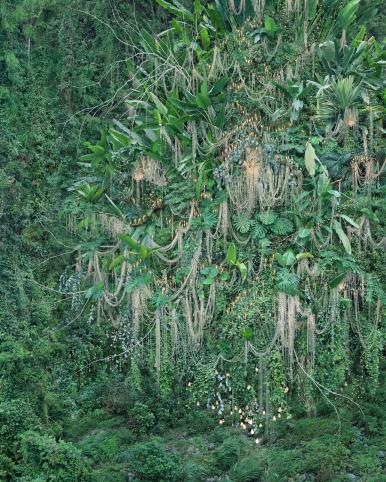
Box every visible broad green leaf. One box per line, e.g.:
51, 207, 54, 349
282, 249, 296, 266
194, 0, 203, 15
196, 82, 211, 109
236, 261, 248, 281
264, 15, 278, 37
86, 282, 104, 300
297, 228, 311, 239
202, 277, 214, 285
149, 92, 168, 115
210, 77, 229, 95
353, 25, 366, 47
296, 252, 314, 261
156, 0, 194, 21
242, 328, 253, 340
340, 214, 359, 229
330, 271, 347, 288
226, 242, 237, 265
199, 27, 211, 50
275, 253, 286, 268
304, 142, 316, 176
333, 220, 352, 255
109, 255, 126, 270
120, 234, 140, 250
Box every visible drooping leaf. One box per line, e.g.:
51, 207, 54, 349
340, 214, 359, 229
156, 0, 194, 21
329, 271, 347, 288
199, 27, 211, 50
304, 142, 316, 176
109, 255, 126, 270
236, 261, 248, 281
264, 15, 278, 38
86, 282, 104, 301
333, 220, 352, 255
226, 242, 237, 264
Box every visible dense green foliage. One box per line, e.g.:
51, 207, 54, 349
1, 0, 385, 481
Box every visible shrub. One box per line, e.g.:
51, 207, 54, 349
228, 454, 264, 482
0, 400, 40, 448
300, 436, 351, 479
19, 431, 91, 481
183, 408, 217, 435
91, 464, 127, 482
214, 436, 248, 471
77, 429, 119, 463
122, 439, 184, 482
183, 461, 211, 482
0, 453, 16, 480
129, 401, 156, 433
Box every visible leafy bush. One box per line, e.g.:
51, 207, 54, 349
183, 409, 217, 435
77, 429, 120, 463
214, 436, 248, 471
183, 461, 211, 482
228, 454, 264, 482
0, 400, 40, 452
19, 431, 91, 481
129, 401, 156, 433
66, 409, 126, 440
0, 453, 16, 480
121, 439, 184, 482
300, 436, 351, 479
90, 464, 127, 482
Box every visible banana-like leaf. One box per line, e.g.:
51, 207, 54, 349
333, 220, 352, 255
340, 214, 359, 229
156, 0, 194, 21
330, 271, 347, 288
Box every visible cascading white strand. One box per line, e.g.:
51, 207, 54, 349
307, 313, 316, 369
213, 199, 229, 243
132, 288, 141, 339
228, 0, 246, 15
226, 174, 249, 214
98, 213, 125, 239
244, 147, 262, 213
184, 292, 198, 346
206, 229, 213, 264
171, 307, 179, 357
131, 285, 150, 339
287, 295, 297, 380
278, 291, 287, 347
132, 156, 162, 186
251, 0, 265, 20
155, 309, 161, 385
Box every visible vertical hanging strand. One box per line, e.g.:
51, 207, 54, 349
307, 313, 315, 369
171, 307, 179, 358
244, 340, 249, 376
287, 295, 296, 381
155, 309, 161, 386
278, 292, 287, 348
132, 288, 140, 339
265, 380, 270, 438
259, 356, 264, 413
